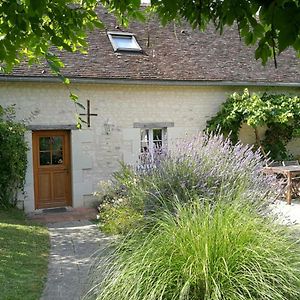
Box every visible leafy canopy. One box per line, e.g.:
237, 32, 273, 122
0, 0, 97, 72
0, 0, 145, 72
150, 0, 300, 66
0, 0, 299, 71
206, 89, 300, 160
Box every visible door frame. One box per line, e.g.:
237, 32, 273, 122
32, 130, 72, 209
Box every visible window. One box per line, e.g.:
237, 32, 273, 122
133, 122, 173, 165
140, 128, 166, 154
39, 136, 63, 165
107, 31, 142, 52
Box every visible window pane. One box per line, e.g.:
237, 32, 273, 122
39, 137, 50, 151
141, 129, 149, 152
52, 136, 63, 151
52, 151, 63, 165
153, 129, 162, 141
112, 36, 140, 50
154, 141, 162, 149
40, 151, 51, 165
141, 129, 149, 141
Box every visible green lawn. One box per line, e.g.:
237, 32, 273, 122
0, 208, 50, 300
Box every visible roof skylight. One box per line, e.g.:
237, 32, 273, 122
107, 31, 142, 52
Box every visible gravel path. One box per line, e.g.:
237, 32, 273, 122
41, 220, 112, 300
270, 199, 300, 225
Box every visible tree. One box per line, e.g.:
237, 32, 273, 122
0, 0, 299, 71
150, 0, 300, 67
0, 0, 144, 73
206, 89, 300, 160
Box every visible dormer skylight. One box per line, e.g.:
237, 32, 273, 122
107, 31, 142, 53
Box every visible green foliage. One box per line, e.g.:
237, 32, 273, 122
95, 165, 145, 234
91, 133, 298, 299
0, 208, 50, 300
0, 105, 28, 208
206, 89, 300, 160
0, 0, 103, 72
95, 132, 276, 234
96, 163, 145, 212
0, 0, 146, 72
0, 1, 299, 70
149, 0, 300, 65
263, 123, 295, 161
96, 199, 300, 300
98, 202, 143, 235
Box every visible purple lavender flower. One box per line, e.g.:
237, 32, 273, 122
134, 131, 280, 211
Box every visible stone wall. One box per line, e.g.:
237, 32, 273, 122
0, 81, 298, 211
239, 122, 300, 159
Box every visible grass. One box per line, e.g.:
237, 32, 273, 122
0, 208, 50, 300
92, 133, 300, 299
96, 199, 300, 300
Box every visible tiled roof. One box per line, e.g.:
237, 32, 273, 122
2, 8, 300, 83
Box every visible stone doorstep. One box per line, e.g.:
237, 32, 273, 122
27, 207, 98, 224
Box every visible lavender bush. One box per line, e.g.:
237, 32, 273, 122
138, 131, 278, 213
95, 132, 279, 233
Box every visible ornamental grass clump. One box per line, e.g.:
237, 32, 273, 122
95, 199, 300, 300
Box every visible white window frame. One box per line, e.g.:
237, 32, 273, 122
140, 128, 167, 154
107, 31, 142, 52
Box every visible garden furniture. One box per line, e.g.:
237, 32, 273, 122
263, 164, 300, 204
282, 160, 300, 166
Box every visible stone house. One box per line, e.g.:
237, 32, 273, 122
0, 9, 299, 212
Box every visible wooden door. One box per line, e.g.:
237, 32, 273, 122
32, 130, 72, 209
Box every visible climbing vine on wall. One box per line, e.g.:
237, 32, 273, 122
206, 89, 300, 160
0, 105, 28, 208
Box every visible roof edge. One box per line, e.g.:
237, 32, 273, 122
0, 76, 299, 88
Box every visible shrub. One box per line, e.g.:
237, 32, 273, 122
95, 132, 278, 233
0, 105, 28, 208
95, 199, 300, 300
206, 89, 300, 160
95, 167, 146, 234
96, 165, 146, 212
98, 199, 143, 235
140, 132, 274, 212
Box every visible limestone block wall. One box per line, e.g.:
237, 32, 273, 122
0, 81, 298, 211
286, 138, 300, 159
239, 123, 300, 159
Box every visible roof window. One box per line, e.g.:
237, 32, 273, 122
107, 31, 142, 52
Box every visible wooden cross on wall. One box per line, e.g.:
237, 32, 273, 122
79, 100, 98, 127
